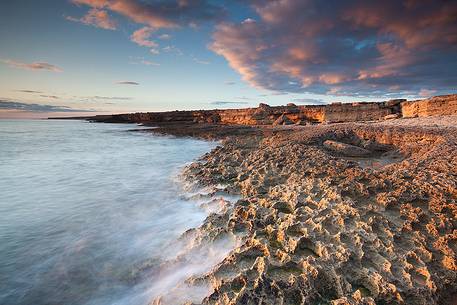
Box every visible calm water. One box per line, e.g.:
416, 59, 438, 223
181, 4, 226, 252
0, 120, 218, 305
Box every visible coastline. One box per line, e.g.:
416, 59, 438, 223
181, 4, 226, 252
146, 117, 457, 304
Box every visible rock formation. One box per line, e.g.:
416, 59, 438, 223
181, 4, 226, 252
160, 121, 457, 305
85, 94, 457, 126
401, 95, 457, 118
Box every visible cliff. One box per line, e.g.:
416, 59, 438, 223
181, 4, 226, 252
401, 94, 457, 118
87, 94, 456, 126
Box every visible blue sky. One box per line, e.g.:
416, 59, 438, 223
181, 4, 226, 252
1, 0, 455, 118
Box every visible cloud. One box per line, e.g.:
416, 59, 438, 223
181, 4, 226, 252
0, 100, 94, 112
71, 0, 225, 55
224, 81, 236, 85
115, 81, 139, 85
236, 96, 255, 101
66, 8, 116, 30
210, 0, 457, 96
210, 101, 249, 105
162, 45, 183, 55
40, 95, 60, 99
158, 34, 171, 40
129, 57, 160, 66
140, 60, 160, 66
71, 0, 225, 29
130, 27, 159, 53
2, 59, 62, 72
192, 57, 210, 65
15, 90, 43, 94
80, 95, 132, 100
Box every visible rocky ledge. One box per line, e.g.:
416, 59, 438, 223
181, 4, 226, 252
151, 118, 456, 305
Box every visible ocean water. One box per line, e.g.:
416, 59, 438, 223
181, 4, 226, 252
0, 120, 222, 305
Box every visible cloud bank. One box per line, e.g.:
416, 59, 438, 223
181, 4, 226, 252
211, 0, 457, 96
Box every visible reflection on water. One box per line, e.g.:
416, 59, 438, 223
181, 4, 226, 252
0, 120, 224, 305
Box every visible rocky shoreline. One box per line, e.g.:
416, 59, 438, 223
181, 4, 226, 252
147, 117, 456, 305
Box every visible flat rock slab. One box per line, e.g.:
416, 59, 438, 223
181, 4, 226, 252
323, 140, 372, 157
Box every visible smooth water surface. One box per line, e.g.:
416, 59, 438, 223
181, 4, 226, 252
0, 120, 216, 305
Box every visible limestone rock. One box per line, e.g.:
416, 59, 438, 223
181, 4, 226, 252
323, 140, 372, 157
162, 123, 457, 305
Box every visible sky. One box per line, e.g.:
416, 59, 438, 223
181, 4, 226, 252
0, 0, 456, 118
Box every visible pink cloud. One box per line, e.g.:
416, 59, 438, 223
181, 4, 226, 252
71, 0, 223, 29
66, 8, 116, 30
2, 59, 62, 72
130, 27, 157, 47
107, 0, 176, 28
211, 0, 457, 96
130, 27, 160, 54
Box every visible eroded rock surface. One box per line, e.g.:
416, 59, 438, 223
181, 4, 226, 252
162, 123, 457, 305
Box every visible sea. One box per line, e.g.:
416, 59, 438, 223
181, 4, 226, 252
0, 119, 226, 305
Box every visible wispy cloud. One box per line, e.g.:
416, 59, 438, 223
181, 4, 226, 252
224, 81, 236, 85
2, 59, 62, 72
115, 81, 139, 85
0, 100, 94, 112
79, 95, 132, 100
15, 90, 43, 94
210, 101, 249, 105
236, 96, 255, 101
40, 95, 60, 99
66, 8, 116, 30
129, 57, 160, 66
192, 57, 210, 65
158, 34, 171, 40
140, 60, 160, 66
130, 27, 160, 54
163, 45, 183, 55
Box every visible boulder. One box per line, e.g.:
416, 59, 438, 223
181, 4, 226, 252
323, 140, 372, 157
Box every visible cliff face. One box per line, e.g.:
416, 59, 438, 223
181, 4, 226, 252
322, 102, 398, 123
88, 94, 456, 126
401, 94, 457, 118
